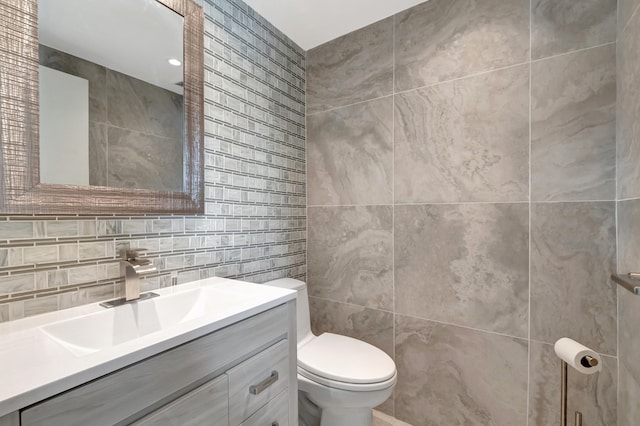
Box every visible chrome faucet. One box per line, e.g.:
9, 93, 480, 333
99, 249, 158, 308
121, 249, 157, 301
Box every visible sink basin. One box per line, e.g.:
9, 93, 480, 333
40, 287, 245, 356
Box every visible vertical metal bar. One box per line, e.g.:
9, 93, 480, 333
561, 361, 568, 426
575, 411, 582, 426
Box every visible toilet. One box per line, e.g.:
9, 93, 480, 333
266, 278, 397, 426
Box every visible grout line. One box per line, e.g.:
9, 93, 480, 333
307, 199, 617, 208
620, 0, 640, 35
527, 1, 532, 423
306, 93, 394, 117
393, 60, 531, 96
391, 13, 397, 418
530, 41, 617, 64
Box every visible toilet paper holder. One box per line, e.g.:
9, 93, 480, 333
555, 338, 602, 426
560, 356, 598, 426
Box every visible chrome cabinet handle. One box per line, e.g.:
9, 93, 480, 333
249, 370, 278, 395
272, 422, 279, 426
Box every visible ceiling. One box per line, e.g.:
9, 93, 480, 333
242, 0, 428, 50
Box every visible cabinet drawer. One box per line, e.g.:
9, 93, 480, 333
239, 391, 289, 426
132, 375, 228, 426
227, 339, 289, 426
21, 305, 288, 426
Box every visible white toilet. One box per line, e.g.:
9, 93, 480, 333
266, 278, 397, 426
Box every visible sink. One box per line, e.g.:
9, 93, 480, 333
40, 287, 246, 356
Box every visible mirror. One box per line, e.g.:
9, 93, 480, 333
0, 0, 204, 214
38, 0, 185, 192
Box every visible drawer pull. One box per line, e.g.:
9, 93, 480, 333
249, 370, 279, 395
272, 423, 279, 426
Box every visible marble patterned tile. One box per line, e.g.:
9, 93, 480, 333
531, 0, 616, 60
307, 206, 393, 310
394, 203, 529, 337
89, 123, 107, 187
39, 44, 107, 123
394, 0, 529, 92
531, 44, 616, 202
394, 315, 528, 426
394, 65, 529, 203
107, 69, 184, 140
530, 202, 617, 355
616, 199, 640, 426
528, 341, 617, 426
307, 97, 393, 206
373, 410, 412, 426
0, 275, 35, 295
309, 296, 394, 357
617, 199, 640, 272
0, 222, 34, 240
619, 0, 640, 33
618, 358, 640, 426
107, 128, 183, 192
307, 17, 393, 114
617, 12, 640, 199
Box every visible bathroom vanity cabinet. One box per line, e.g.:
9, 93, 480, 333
2, 302, 296, 426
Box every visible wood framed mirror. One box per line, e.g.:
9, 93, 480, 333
0, 0, 204, 214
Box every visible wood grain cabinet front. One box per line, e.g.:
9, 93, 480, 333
132, 375, 229, 426
19, 303, 295, 426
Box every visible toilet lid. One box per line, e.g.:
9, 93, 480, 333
298, 333, 396, 384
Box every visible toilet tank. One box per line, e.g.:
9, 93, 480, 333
264, 278, 313, 345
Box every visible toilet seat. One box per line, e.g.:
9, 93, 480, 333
298, 333, 396, 391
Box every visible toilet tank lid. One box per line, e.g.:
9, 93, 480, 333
264, 278, 306, 291
298, 333, 396, 384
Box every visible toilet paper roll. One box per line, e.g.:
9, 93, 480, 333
554, 337, 602, 375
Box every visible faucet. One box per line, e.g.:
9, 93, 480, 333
121, 249, 157, 301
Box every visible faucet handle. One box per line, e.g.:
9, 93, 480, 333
122, 248, 150, 261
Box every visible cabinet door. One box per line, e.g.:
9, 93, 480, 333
133, 375, 228, 426
239, 391, 288, 426
227, 340, 289, 425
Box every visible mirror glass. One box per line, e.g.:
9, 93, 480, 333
38, 0, 185, 192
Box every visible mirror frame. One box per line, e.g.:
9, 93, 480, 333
0, 0, 204, 214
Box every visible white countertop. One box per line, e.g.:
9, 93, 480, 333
0, 277, 295, 417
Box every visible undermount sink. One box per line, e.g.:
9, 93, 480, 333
40, 287, 246, 356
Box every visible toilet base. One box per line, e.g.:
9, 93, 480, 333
320, 407, 373, 426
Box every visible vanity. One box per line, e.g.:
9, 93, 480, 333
0, 278, 297, 426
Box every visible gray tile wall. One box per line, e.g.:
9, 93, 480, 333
0, 0, 306, 322
39, 45, 185, 191
306, 0, 618, 424
616, 0, 640, 423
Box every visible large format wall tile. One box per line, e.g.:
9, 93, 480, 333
394, 0, 529, 92
531, 0, 616, 60
308, 206, 393, 310
394, 315, 528, 426
616, 199, 640, 426
307, 97, 393, 206
307, 18, 393, 115
617, 12, 640, 199
619, 0, 640, 32
394, 203, 529, 337
531, 44, 616, 201
309, 297, 394, 357
107, 128, 183, 192
528, 341, 617, 426
619, 359, 640, 426
530, 202, 617, 355
394, 65, 529, 203
107, 70, 184, 140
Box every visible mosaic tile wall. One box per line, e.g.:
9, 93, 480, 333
0, 0, 306, 323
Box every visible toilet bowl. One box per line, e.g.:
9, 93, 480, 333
265, 278, 397, 426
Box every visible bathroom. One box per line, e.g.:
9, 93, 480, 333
0, 0, 638, 424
